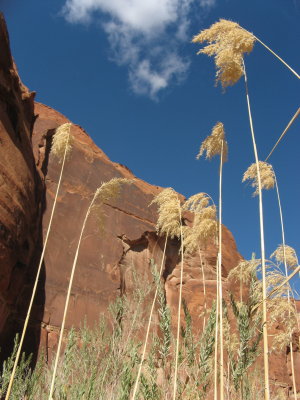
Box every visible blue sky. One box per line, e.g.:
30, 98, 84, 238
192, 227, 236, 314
2, 0, 300, 294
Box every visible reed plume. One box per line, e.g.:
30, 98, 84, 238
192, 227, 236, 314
197, 122, 228, 400
271, 245, 298, 270
192, 18, 299, 86
48, 177, 132, 400
51, 123, 73, 161
5, 123, 73, 400
228, 258, 261, 302
242, 161, 275, 196
150, 187, 181, 239
192, 19, 255, 88
197, 122, 228, 161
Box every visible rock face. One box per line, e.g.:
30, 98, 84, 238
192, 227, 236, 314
31, 103, 242, 362
0, 13, 43, 357
0, 12, 299, 397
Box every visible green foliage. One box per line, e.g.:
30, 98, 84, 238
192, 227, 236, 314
199, 301, 217, 394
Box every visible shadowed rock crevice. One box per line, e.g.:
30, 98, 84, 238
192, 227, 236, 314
0, 13, 45, 365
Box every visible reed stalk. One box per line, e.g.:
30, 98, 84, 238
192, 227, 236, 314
195, 121, 227, 400
265, 107, 300, 162
172, 202, 184, 400
242, 58, 270, 400
218, 139, 224, 400
213, 258, 219, 400
5, 124, 72, 400
131, 234, 169, 400
251, 35, 300, 79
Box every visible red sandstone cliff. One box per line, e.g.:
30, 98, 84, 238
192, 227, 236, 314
0, 12, 299, 397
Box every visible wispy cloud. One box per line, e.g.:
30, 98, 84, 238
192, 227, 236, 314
62, 0, 215, 99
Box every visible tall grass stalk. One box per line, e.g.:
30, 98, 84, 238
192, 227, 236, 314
48, 178, 131, 400
5, 123, 72, 400
242, 58, 270, 400
172, 202, 184, 400
131, 234, 169, 400
213, 258, 219, 400
250, 34, 300, 79
265, 107, 300, 162
217, 139, 224, 400
196, 121, 227, 400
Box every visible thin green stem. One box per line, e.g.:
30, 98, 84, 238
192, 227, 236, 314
198, 245, 207, 332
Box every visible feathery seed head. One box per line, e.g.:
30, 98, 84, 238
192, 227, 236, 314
51, 123, 73, 162
92, 178, 133, 229
199, 205, 217, 220
182, 192, 211, 213
150, 188, 181, 239
183, 193, 217, 254
196, 122, 228, 162
271, 244, 298, 269
192, 19, 255, 88
94, 178, 133, 204
228, 258, 261, 284
242, 161, 275, 196
184, 215, 217, 254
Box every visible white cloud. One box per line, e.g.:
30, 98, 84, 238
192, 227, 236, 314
62, 0, 216, 98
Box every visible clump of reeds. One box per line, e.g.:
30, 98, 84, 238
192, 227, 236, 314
131, 188, 182, 400
4, 123, 74, 400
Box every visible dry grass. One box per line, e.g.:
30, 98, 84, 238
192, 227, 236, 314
150, 188, 181, 239
242, 161, 275, 196
51, 123, 73, 161
271, 245, 298, 269
196, 122, 228, 162
192, 19, 255, 88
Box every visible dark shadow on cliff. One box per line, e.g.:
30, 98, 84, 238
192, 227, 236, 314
0, 168, 46, 368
